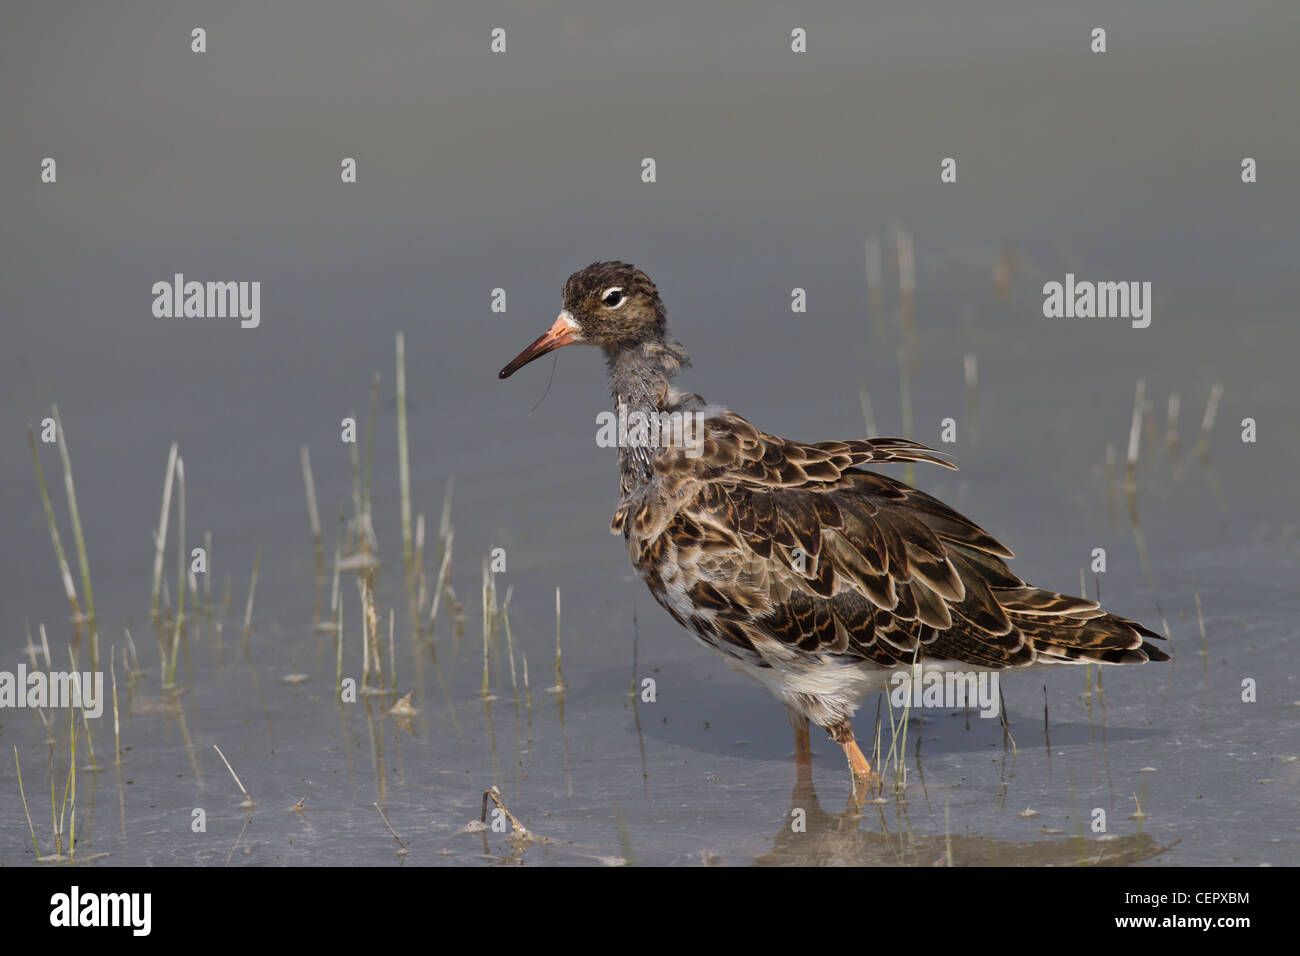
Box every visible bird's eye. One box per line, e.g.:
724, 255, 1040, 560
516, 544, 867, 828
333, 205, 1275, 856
602, 288, 625, 307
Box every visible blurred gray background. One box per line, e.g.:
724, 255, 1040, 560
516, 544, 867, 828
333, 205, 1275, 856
3, 1, 1297, 632
1, 1, 1297, 865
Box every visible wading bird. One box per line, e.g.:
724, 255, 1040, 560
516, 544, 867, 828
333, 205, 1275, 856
500, 261, 1169, 798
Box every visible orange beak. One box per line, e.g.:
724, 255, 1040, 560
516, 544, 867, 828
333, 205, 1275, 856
499, 311, 583, 379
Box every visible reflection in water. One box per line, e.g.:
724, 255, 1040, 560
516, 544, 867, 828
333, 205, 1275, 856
550, 588, 573, 797
362, 695, 386, 804
754, 771, 1175, 867
734, 682, 1173, 867
555, 690, 573, 798
630, 609, 649, 795
483, 697, 502, 793
226, 812, 253, 866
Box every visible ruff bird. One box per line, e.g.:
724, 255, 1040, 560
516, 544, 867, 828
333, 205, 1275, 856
500, 261, 1169, 796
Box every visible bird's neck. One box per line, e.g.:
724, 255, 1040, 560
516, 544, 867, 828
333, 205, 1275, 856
605, 339, 693, 498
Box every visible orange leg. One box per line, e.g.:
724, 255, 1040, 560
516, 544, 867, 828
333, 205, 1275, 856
842, 737, 872, 777
826, 720, 873, 804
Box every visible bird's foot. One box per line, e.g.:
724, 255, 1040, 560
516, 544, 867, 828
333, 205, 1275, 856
842, 739, 875, 807
823, 721, 875, 807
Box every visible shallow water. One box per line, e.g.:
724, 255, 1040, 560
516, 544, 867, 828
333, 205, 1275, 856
2, 1, 1297, 866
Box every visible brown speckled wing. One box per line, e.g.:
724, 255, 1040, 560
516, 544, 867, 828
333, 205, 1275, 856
620, 411, 1169, 670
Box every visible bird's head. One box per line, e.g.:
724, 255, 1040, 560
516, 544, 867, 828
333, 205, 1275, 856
499, 261, 666, 378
